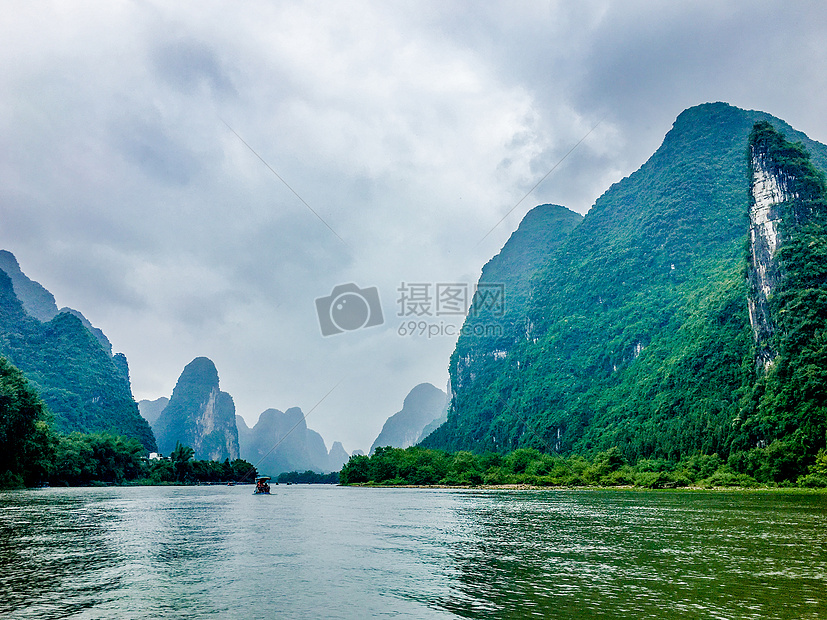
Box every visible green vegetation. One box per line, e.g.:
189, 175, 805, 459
50, 434, 232, 486
340, 445, 827, 489
48, 434, 256, 486
0, 352, 252, 488
738, 121, 827, 459
0, 273, 155, 450
0, 356, 254, 488
0, 356, 54, 487
51, 432, 146, 485
424, 104, 827, 484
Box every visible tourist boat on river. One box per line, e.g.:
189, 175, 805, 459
253, 476, 271, 495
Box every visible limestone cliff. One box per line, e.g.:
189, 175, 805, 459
747, 133, 798, 368
152, 357, 239, 460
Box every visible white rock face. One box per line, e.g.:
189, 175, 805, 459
749, 153, 795, 296
632, 341, 644, 359
748, 151, 797, 369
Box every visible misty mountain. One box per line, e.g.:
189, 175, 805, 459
423, 102, 827, 471
236, 408, 348, 475
0, 250, 59, 322
55, 307, 112, 355
0, 251, 113, 353
0, 251, 155, 449
370, 383, 448, 454
137, 397, 169, 426
327, 441, 350, 472
152, 357, 239, 460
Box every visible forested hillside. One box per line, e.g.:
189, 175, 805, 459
424, 103, 827, 480
0, 269, 155, 450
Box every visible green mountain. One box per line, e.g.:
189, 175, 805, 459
0, 255, 155, 450
0, 251, 59, 322
0, 251, 113, 353
423, 103, 827, 478
152, 357, 239, 460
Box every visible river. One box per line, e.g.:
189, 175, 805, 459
0, 485, 825, 619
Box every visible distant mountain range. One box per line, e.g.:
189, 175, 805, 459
237, 408, 349, 475
137, 397, 168, 426
138, 356, 350, 472
0, 251, 154, 449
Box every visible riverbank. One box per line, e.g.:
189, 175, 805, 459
343, 482, 827, 493
340, 445, 827, 490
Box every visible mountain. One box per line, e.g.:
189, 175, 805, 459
55, 307, 112, 355
327, 441, 350, 472
236, 408, 346, 475
137, 397, 169, 426
417, 382, 452, 443
0, 251, 58, 321
423, 103, 827, 476
0, 251, 113, 353
370, 383, 448, 454
152, 357, 239, 460
0, 252, 155, 449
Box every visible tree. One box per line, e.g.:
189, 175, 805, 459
170, 442, 195, 481
0, 356, 55, 487
339, 454, 371, 484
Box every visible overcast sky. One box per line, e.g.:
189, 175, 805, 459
2, 1, 826, 454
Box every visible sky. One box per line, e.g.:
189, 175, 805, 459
2, 1, 827, 454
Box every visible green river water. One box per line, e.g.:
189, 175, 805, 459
0, 485, 824, 619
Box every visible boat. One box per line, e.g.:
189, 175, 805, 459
253, 476, 271, 495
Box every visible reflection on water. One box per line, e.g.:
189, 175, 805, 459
0, 486, 824, 619
434, 491, 827, 619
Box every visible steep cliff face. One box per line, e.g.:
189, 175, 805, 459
747, 136, 798, 368
737, 121, 827, 455
152, 357, 239, 460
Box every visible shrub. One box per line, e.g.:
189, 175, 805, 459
797, 473, 827, 488
703, 468, 758, 488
